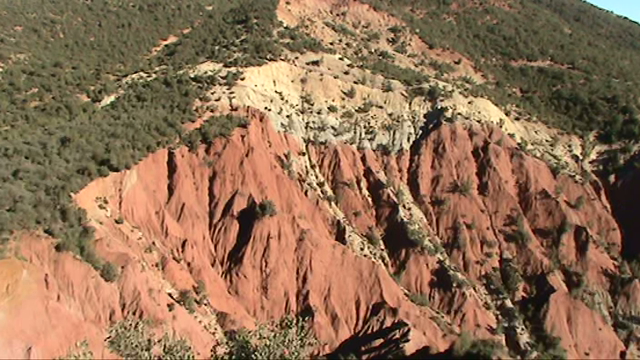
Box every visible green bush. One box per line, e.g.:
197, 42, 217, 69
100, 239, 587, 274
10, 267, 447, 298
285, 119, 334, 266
452, 332, 503, 359
106, 318, 156, 359
572, 195, 586, 210
256, 200, 277, 219
323, 21, 357, 37
453, 221, 467, 250
405, 220, 428, 247
508, 214, 531, 245
500, 258, 523, 298
195, 279, 207, 297
365, 227, 382, 247
107, 318, 195, 360
365, 60, 428, 86
382, 79, 394, 92
343, 86, 357, 99
355, 101, 373, 114
158, 334, 196, 360
177, 289, 197, 314
557, 219, 574, 238
100, 262, 119, 283
452, 178, 473, 197
213, 316, 316, 360
341, 110, 355, 120
279, 27, 332, 54
408, 293, 430, 307
57, 340, 94, 360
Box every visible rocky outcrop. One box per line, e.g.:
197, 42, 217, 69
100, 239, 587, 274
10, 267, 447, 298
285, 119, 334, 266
0, 106, 631, 358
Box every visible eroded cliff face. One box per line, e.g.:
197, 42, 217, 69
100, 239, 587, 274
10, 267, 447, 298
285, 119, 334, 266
0, 107, 630, 359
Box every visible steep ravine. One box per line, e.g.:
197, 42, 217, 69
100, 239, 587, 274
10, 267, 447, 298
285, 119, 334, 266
0, 108, 632, 359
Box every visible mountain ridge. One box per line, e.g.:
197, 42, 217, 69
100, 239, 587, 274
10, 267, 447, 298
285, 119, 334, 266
1, 0, 640, 359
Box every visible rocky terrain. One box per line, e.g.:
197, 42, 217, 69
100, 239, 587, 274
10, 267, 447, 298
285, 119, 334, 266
1, 0, 640, 359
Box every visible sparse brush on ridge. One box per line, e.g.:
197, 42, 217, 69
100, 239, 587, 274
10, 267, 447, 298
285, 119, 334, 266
451, 332, 503, 359
212, 316, 316, 360
408, 293, 430, 307
107, 318, 195, 360
177, 289, 197, 313
362, 0, 640, 144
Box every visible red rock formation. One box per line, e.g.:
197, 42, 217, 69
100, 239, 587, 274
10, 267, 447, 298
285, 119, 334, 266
0, 109, 630, 358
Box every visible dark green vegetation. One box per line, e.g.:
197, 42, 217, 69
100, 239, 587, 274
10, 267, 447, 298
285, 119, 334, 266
255, 200, 278, 219
72, 315, 315, 359
213, 316, 317, 360
0, 0, 286, 264
451, 332, 503, 359
107, 318, 195, 359
362, 0, 640, 144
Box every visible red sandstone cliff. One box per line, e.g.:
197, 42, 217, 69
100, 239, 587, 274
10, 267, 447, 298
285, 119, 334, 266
0, 109, 631, 359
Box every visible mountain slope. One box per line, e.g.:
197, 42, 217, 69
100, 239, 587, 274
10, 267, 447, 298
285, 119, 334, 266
1, 0, 640, 359
362, 0, 640, 143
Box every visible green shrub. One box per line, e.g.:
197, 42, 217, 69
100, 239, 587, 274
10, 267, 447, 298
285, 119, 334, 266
451, 178, 473, 196
557, 219, 574, 238
106, 318, 156, 359
431, 196, 450, 210
408, 293, 430, 307
343, 86, 357, 99
572, 195, 586, 210
256, 200, 277, 219
500, 258, 523, 298
177, 289, 197, 313
158, 334, 196, 360
305, 58, 323, 66
452, 332, 502, 359
365, 227, 382, 247
365, 30, 382, 42
107, 318, 195, 360
327, 104, 339, 113
427, 85, 444, 101
195, 279, 207, 297
341, 110, 355, 119
355, 101, 373, 113
57, 340, 94, 360
100, 262, 119, 283
405, 220, 428, 247
508, 214, 531, 245
213, 316, 316, 360
323, 21, 357, 37
382, 79, 394, 92
428, 60, 455, 75
365, 60, 428, 86
453, 221, 467, 250
279, 26, 331, 54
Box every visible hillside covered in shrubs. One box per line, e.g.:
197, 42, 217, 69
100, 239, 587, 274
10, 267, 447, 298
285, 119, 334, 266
363, 0, 640, 144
